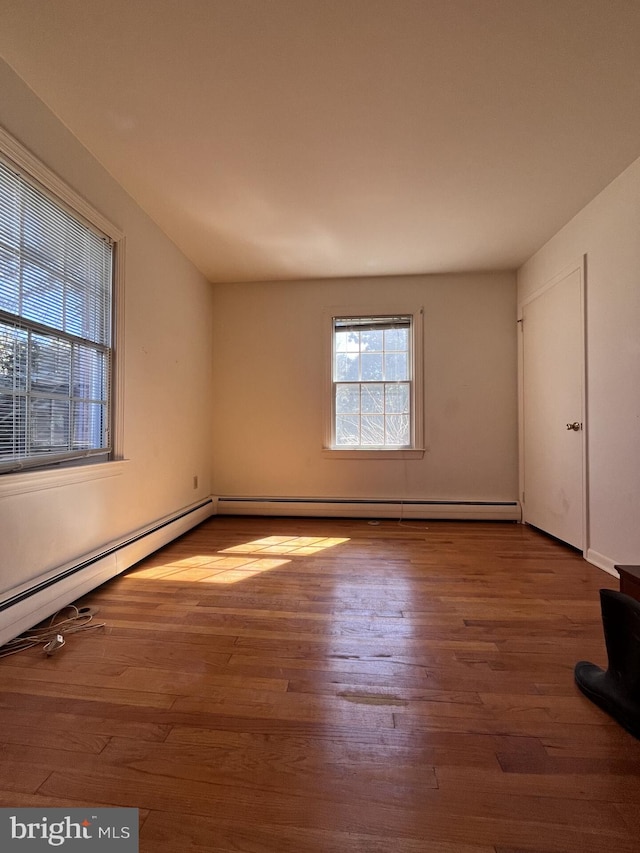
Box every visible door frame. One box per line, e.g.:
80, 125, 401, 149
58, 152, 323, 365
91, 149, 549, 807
517, 255, 589, 555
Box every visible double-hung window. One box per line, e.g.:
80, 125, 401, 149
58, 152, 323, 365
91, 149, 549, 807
330, 314, 423, 453
0, 152, 114, 473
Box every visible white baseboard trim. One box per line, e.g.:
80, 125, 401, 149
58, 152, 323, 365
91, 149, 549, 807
216, 497, 521, 522
586, 548, 620, 580
0, 497, 215, 647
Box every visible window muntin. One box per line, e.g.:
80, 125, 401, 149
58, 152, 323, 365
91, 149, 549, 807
0, 159, 113, 472
332, 316, 413, 448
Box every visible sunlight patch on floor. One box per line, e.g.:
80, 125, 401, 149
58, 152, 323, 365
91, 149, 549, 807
127, 556, 291, 584
219, 535, 350, 557
126, 535, 349, 585
198, 560, 290, 583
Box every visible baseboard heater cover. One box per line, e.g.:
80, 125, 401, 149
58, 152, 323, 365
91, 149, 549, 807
586, 549, 621, 579
0, 497, 215, 648
216, 497, 521, 521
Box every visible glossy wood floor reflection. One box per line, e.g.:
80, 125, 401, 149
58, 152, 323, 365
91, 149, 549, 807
2, 517, 639, 853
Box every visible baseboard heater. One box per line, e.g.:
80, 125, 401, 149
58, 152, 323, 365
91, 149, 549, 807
0, 497, 215, 648
217, 496, 521, 522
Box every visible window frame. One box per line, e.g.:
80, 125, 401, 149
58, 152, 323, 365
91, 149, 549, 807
0, 126, 125, 489
323, 307, 425, 459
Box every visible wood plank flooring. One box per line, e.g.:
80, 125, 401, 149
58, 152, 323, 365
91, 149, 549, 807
1, 516, 639, 853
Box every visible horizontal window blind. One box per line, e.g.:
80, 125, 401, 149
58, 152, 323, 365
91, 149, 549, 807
0, 159, 113, 472
334, 316, 411, 333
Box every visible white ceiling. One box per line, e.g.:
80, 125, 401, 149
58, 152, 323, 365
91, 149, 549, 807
2, 0, 640, 283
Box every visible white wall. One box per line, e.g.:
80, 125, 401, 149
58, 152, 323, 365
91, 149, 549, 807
211, 272, 518, 503
0, 61, 214, 594
518, 156, 640, 569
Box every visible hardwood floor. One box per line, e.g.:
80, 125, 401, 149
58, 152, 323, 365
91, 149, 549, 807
1, 516, 639, 853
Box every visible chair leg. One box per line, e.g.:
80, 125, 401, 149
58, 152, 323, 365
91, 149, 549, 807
574, 589, 640, 739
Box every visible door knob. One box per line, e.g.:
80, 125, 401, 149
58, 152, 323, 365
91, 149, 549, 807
566, 422, 581, 431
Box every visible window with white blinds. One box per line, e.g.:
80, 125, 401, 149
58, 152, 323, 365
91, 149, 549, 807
0, 159, 113, 472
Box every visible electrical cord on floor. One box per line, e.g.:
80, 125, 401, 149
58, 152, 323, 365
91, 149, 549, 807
0, 604, 106, 658
397, 519, 430, 531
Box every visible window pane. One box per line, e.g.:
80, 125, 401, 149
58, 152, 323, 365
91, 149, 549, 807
384, 328, 408, 351
386, 414, 410, 445
22, 189, 65, 274
0, 324, 28, 390
85, 239, 112, 344
335, 330, 359, 353
64, 282, 87, 338
361, 414, 384, 445
385, 383, 409, 414
72, 401, 105, 449
64, 220, 90, 284
335, 352, 359, 381
361, 384, 383, 413
0, 393, 26, 458
0, 246, 19, 313
335, 384, 359, 414
361, 329, 383, 351
0, 166, 19, 249
30, 398, 70, 451
361, 352, 382, 381
73, 345, 107, 402
384, 351, 408, 380
336, 414, 360, 445
31, 333, 71, 396
22, 263, 64, 329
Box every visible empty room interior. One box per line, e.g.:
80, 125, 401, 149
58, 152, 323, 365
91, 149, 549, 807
1, 2, 640, 852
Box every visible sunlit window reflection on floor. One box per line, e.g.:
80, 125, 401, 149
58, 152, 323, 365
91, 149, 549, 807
126, 536, 349, 584
220, 535, 350, 556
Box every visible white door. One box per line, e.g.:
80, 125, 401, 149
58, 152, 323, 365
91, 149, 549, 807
521, 264, 585, 549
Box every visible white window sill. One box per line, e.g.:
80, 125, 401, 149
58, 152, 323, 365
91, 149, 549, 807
322, 448, 425, 460
0, 459, 129, 498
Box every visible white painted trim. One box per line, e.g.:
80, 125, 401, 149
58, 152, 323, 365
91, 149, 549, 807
0, 498, 215, 647
322, 311, 334, 450
580, 255, 590, 559
216, 497, 521, 521
586, 549, 620, 579
111, 236, 126, 459
0, 125, 123, 241
0, 459, 128, 498
321, 448, 425, 460
518, 259, 584, 313
412, 307, 425, 451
